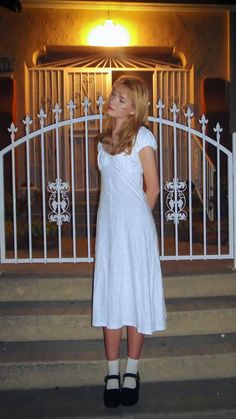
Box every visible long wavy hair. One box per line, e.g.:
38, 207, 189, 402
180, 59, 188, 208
100, 75, 149, 155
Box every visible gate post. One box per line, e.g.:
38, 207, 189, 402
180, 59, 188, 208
233, 132, 236, 269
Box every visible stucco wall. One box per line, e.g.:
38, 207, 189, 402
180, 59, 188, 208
0, 6, 229, 129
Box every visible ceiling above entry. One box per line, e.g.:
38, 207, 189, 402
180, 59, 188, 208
36, 46, 184, 69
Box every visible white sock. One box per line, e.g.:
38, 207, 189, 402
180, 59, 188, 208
106, 359, 120, 390
123, 357, 139, 389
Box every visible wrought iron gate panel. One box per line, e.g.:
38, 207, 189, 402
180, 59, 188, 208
27, 68, 111, 191
27, 65, 192, 192
0, 98, 235, 267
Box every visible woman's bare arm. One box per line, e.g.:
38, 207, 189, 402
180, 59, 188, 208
139, 146, 160, 210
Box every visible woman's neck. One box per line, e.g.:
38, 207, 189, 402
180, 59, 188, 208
112, 118, 126, 135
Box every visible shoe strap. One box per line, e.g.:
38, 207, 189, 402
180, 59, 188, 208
123, 372, 139, 379
104, 374, 120, 383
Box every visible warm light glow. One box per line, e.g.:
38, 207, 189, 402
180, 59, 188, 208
88, 19, 130, 46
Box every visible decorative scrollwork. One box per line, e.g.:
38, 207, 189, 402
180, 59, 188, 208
47, 178, 71, 226
165, 178, 188, 224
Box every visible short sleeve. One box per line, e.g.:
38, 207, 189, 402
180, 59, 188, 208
97, 141, 103, 153
133, 126, 157, 153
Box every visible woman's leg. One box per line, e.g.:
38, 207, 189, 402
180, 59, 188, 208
127, 326, 144, 359
103, 327, 122, 360
123, 326, 144, 389
103, 327, 122, 392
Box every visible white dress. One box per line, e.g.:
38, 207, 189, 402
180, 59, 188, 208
92, 126, 166, 335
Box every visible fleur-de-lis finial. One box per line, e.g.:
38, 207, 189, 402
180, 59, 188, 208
82, 97, 91, 114
156, 99, 165, 118
8, 122, 18, 142
170, 102, 179, 121
199, 114, 208, 135
213, 122, 223, 142
37, 108, 47, 127
184, 107, 194, 121
52, 103, 62, 121
67, 99, 76, 118
22, 114, 33, 135
97, 95, 105, 114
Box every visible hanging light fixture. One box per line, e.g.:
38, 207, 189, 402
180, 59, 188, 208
88, 18, 130, 47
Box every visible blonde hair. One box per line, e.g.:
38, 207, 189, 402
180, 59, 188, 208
100, 75, 149, 155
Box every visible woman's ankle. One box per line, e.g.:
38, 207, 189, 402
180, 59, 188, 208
106, 359, 120, 390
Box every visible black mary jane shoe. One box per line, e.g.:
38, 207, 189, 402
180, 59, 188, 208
121, 372, 140, 406
103, 374, 121, 408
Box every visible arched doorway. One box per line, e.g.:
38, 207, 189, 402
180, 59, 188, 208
26, 46, 193, 192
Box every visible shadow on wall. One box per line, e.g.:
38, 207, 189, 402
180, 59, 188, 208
0, 77, 16, 191
201, 77, 230, 157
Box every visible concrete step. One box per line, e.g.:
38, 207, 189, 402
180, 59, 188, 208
0, 296, 236, 342
1, 272, 236, 301
1, 378, 236, 419
0, 334, 236, 390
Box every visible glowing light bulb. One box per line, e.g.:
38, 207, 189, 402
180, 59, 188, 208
88, 19, 130, 47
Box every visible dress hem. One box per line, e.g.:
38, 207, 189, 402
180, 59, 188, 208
92, 321, 166, 335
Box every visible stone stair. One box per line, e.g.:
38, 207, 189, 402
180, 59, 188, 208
1, 377, 236, 419
0, 270, 236, 394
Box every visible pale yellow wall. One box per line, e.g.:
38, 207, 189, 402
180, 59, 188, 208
0, 6, 229, 129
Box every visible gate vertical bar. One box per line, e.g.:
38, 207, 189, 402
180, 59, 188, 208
53, 103, 62, 260
97, 94, 104, 134
232, 133, 236, 269
166, 72, 171, 181
228, 155, 233, 261
8, 123, 18, 261
0, 153, 5, 262
68, 100, 77, 261
186, 108, 194, 258
23, 115, 33, 262
26, 140, 32, 260
214, 123, 222, 256
157, 100, 165, 257
171, 103, 179, 257
203, 135, 207, 257
200, 115, 208, 258
83, 97, 92, 261
38, 108, 47, 261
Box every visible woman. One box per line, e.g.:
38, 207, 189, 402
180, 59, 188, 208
92, 75, 166, 407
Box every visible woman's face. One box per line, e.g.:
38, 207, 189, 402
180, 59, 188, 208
107, 86, 135, 121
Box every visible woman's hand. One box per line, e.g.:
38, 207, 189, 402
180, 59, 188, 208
139, 146, 160, 210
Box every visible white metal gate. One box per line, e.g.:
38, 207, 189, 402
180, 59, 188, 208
0, 97, 235, 267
